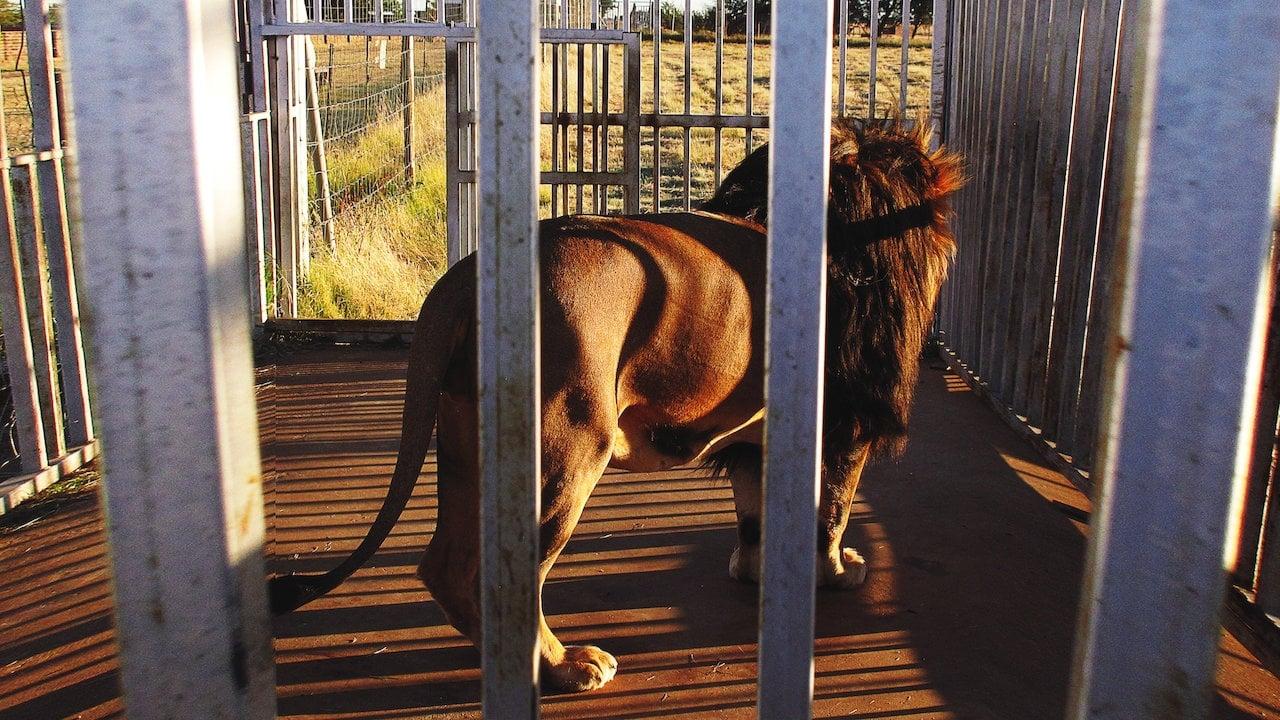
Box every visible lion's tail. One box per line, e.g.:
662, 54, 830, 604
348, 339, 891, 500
268, 265, 470, 615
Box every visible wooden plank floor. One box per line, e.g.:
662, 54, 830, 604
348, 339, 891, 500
1, 344, 1277, 719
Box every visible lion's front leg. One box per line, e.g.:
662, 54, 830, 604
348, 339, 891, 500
724, 443, 870, 590
817, 445, 871, 590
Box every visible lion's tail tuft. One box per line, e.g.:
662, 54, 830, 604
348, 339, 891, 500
269, 573, 329, 614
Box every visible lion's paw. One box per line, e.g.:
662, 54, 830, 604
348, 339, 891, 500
820, 547, 868, 590
545, 645, 617, 692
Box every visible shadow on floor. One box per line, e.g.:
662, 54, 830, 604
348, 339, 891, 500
0, 346, 1276, 719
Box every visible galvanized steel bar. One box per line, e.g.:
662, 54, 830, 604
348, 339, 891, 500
22, 0, 93, 448
682, 0, 691, 210
1067, 0, 1280, 716
837, 0, 847, 116
11, 165, 64, 460
714, 0, 724, 185
0, 100, 47, 472
899, 0, 909, 115
757, 0, 833, 713
867, 0, 877, 117
445, 39, 463, 265
744, 0, 754, 150
1074, 0, 1141, 471
62, 0, 275, 716
929, 0, 949, 140
624, 31, 641, 213
476, 0, 542, 714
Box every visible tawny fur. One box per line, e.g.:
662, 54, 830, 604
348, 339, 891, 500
270, 118, 964, 693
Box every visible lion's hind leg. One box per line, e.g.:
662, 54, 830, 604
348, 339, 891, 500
418, 392, 482, 641
535, 388, 618, 692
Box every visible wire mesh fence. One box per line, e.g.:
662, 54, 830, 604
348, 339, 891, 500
306, 36, 445, 222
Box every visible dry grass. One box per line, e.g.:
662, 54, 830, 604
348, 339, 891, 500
299, 33, 933, 319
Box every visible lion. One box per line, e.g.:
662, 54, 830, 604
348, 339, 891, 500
269, 119, 964, 692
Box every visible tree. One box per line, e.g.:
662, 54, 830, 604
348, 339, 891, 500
0, 1, 21, 27
723, 0, 771, 35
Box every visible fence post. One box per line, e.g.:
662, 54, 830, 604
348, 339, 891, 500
1066, 0, 1280, 716
476, 0, 541, 716
61, 0, 276, 716
304, 38, 335, 254
757, 0, 833, 714
403, 36, 417, 184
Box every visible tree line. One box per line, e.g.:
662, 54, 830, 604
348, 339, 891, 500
643, 0, 932, 36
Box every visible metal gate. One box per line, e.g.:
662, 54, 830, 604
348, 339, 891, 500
444, 31, 642, 264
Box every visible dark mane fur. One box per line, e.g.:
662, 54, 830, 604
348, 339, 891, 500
701, 118, 964, 461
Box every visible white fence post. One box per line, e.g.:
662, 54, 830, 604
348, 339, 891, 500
476, 0, 541, 716
1067, 0, 1280, 717
62, 0, 276, 717
757, 0, 833, 715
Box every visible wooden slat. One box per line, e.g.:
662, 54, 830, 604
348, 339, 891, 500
757, 0, 833, 713
476, 0, 542, 714
1066, 0, 1280, 714
62, 0, 275, 715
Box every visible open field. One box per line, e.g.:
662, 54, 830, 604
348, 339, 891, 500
298, 32, 933, 319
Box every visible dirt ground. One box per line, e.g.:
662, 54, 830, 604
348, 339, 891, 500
1, 344, 1278, 719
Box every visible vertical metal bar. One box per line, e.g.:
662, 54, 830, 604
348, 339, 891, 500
62, 0, 275, 715
899, 0, 909, 115
375, 0, 384, 23
445, 39, 462, 265
599, 42, 609, 213
1075, 0, 1138, 471
476, 0, 541, 714
551, 39, 560, 216
682, 0, 691, 210
404, 36, 417, 183
345, 0, 353, 23
714, 0, 724, 185
577, 42, 585, 211
744, 0, 754, 152
653, 0, 663, 210
310, 0, 321, 22
1012, 0, 1072, 415
1237, 249, 1280, 589
837, 0, 848, 116
242, 116, 269, 324
930, 0, 949, 140
868, 0, 878, 118
975, 0, 1020, 398
22, 0, 92, 448
1053, 0, 1123, 459
1067, 0, 1280, 716
757, 0, 833, 713
12, 165, 64, 459
624, 31, 641, 213
0, 111, 48, 472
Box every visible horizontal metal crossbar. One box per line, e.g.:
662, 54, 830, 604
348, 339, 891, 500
262, 22, 628, 43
